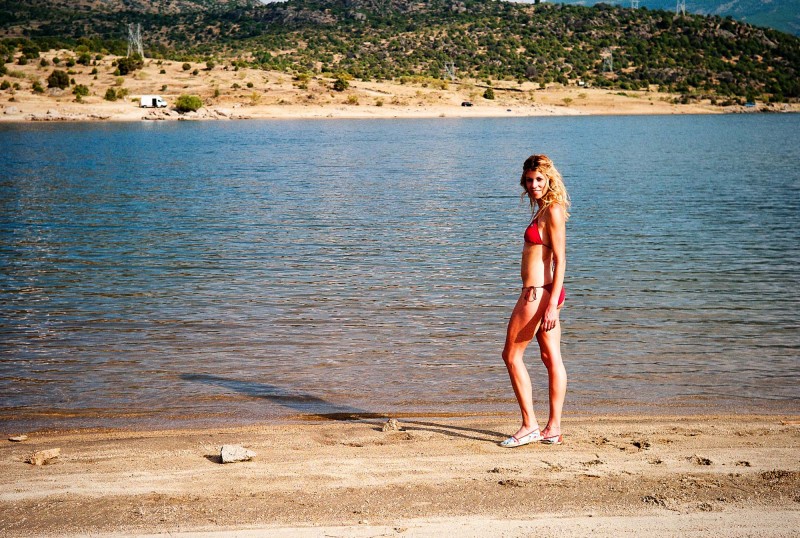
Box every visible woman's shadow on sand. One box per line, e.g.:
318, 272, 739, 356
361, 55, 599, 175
180, 373, 506, 442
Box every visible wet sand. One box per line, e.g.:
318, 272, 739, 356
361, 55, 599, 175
1, 414, 798, 536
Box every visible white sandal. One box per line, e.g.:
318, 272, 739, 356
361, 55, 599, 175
499, 428, 542, 448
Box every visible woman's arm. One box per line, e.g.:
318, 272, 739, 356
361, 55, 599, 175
542, 204, 566, 331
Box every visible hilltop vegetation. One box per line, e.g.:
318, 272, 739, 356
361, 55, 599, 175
553, 0, 800, 37
1, 0, 799, 102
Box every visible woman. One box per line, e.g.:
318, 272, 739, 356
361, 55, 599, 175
500, 154, 570, 448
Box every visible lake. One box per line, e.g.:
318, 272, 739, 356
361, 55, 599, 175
1, 114, 798, 431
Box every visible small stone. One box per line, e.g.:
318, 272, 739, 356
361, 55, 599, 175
27, 448, 60, 465
9, 435, 28, 442
220, 444, 256, 463
690, 454, 712, 466
382, 418, 401, 432
642, 494, 668, 507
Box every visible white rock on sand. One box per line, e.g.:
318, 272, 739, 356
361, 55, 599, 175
27, 447, 60, 465
220, 444, 256, 463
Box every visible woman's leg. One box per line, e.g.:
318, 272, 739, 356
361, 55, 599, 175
502, 291, 547, 438
536, 309, 566, 438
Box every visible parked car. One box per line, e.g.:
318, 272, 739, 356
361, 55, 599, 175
461, 101, 473, 107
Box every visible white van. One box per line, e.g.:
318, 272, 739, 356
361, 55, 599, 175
140, 95, 167, 108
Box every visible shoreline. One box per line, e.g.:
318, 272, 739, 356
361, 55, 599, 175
6, 396, 798, 439
2, 50, 798, 124
2, 414, 798, 536
1, 99, 796, 124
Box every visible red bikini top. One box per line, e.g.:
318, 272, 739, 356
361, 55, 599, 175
524, 218, 551, 248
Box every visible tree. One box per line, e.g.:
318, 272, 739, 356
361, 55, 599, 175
175, 94, 203, 112
333, 76, 349, 91
483, 87, 495, 99
72, 84, 89, 99
117, 53, 144, 76
47, 69, 70, 89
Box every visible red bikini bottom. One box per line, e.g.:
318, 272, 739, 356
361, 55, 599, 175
522, 284, 565, 306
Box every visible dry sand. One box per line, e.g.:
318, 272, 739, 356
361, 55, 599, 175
1, 415, 798, 537
2, 50, 797, 122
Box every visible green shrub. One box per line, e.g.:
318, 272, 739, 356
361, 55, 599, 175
0, 65, 6, 76
104, 88, 117, 101
32, 81, 44, 93
39, 57, 49, 67
52, 57, 61, 65
47, 69, 70, 89
191, 69, 199, 76
65, 58, 75, 67
206, 61, 215, 70
21, 44, 40, 59
182, 63, 191, 71
0, 80, 10, 90
117, 54, 144, 76
483, 87, 495, 100
17, 56, 27, 66
77, 52, 92, 66
90, 67, 98, 75
175, 94, 202, 112
72, 84, 89, 97
332, 76, 348, 92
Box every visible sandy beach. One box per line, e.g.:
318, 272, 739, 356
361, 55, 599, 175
1, 414, 798, 536
2, 51, 798, 123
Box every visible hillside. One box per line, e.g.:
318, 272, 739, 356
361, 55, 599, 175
549, 0, 800, 37
1, 0, 799, 101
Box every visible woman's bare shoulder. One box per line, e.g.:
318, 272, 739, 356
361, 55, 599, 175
543, 203, 566, 224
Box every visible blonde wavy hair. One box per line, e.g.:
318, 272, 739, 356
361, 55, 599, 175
519, 154, 571, 220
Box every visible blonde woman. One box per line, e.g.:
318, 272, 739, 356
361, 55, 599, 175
500, 154, 570, 448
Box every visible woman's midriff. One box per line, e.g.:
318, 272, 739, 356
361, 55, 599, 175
520, 244, 565, 306
520, 243, 552, 288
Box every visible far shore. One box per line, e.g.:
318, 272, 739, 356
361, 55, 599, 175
1, 414, 798, 537
2, 50, 798, 123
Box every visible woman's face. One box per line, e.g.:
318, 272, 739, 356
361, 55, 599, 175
524, 170, 548, 200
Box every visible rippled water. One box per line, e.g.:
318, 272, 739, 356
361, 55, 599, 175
1, 115, 798, 431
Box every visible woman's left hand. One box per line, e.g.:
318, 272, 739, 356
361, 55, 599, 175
542, 303, 559, 332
